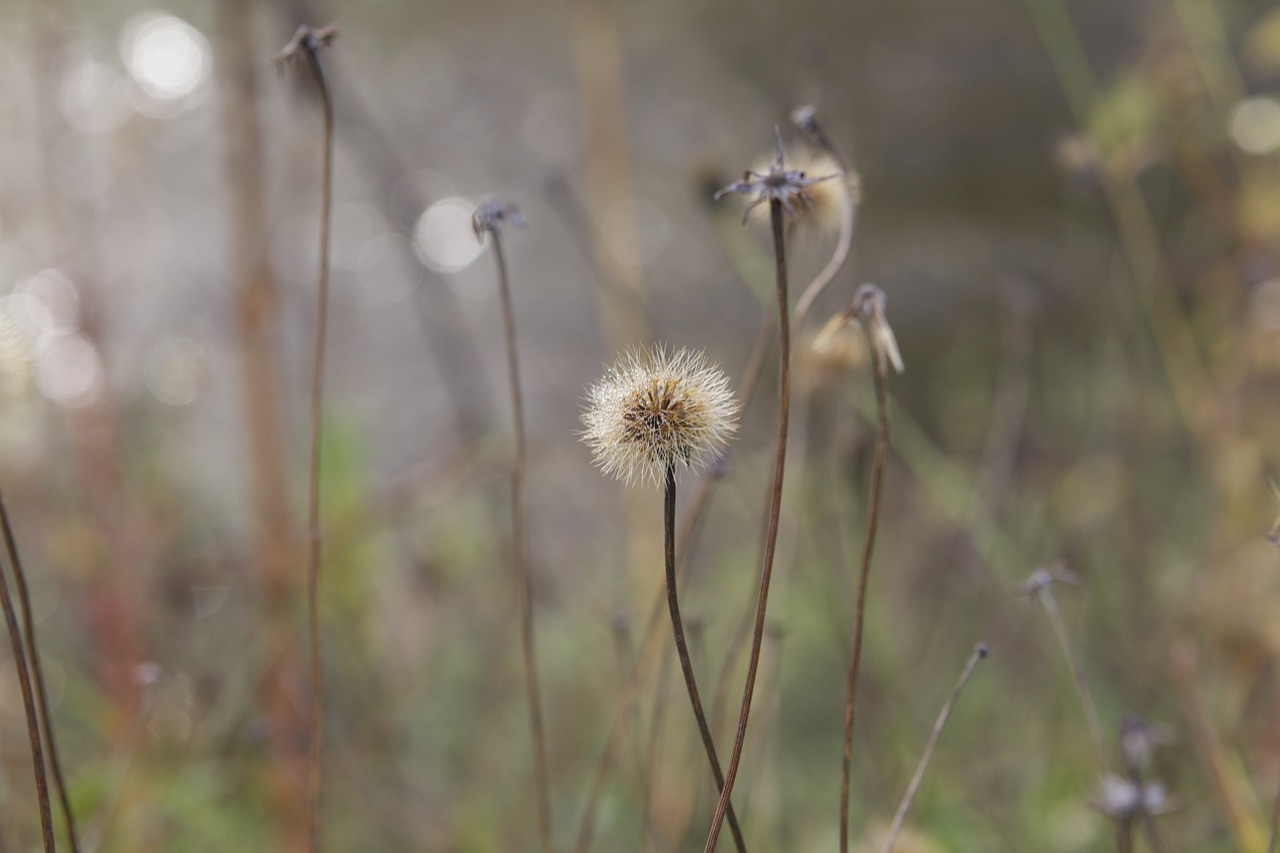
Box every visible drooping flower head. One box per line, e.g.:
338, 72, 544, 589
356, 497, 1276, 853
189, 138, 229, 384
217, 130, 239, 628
581, 347, 739, 487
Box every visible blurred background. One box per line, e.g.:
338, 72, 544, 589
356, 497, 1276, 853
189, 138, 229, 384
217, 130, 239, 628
1, 0, 1279, 849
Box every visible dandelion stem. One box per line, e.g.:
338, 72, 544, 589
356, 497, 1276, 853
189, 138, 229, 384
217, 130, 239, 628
487, 222, 553, 851
839, 310, 891, 852
664, 463, 748, 853
296, 28, 335, 853
0, 490, 75, 851
881, 644, 987, 853
705, 197, 791, 852
0, 491, 54, 852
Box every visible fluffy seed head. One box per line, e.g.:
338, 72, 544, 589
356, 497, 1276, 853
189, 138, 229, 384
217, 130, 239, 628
581, 347, 739, 487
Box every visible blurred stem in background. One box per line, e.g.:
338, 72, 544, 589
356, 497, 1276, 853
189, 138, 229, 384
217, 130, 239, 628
0, 490, 78, 850
0, 492, 56, 851
216, 3, 308, 846
567, 0, 658, 650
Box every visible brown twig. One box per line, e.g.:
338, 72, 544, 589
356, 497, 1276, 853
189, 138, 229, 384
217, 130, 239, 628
839, 287, 893, 852
0, 490, 76, 850
663, 463, 748, 852
0, 490, 54, 851
278, 22, 337, 852
705, 196, 791, 852
476, 204, 553, 850
880, 644, 988, 853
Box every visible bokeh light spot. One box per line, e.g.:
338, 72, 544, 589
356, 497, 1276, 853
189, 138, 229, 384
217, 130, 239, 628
57, 58, 130, 135
35, 332, 102, 408
144, 335, 206, 406
412, 197, 483, 273
120, 12, 211, 107
1230, 97, 1280, 155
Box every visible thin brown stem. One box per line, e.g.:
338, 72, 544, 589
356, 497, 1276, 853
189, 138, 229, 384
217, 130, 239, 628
839, 330, 890, 852
0, 496, 54, 851
0, 491, 76, 851
295, 28, 335, 853
488, 227, 553, 850
705, 197, 791, 852
664, 464, 747, 853
880, 644, 987, 853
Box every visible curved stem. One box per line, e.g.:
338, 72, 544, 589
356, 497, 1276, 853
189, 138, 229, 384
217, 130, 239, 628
705, 198, 791, 852
791, 179, 855, 330
664, 464, 747, 853
839, 337, 890, 851
491, 230, 553, 850
0, 496, 55, 851
301, 36, 333, 853
0, 490, 76, 850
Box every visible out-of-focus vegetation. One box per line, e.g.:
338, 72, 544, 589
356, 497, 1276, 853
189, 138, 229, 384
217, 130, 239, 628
0, 0, 1279, 850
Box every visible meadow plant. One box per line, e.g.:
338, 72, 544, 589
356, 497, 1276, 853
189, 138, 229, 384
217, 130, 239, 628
582, 346, 746, 850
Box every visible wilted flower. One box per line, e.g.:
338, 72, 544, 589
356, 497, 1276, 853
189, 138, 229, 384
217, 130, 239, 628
1093, 773, 1170, 819
853, 284, 904, 374
715, 127, 840, 224
472, 200, 527, 241
273, 23, 338, 71
581, 347, 739, 487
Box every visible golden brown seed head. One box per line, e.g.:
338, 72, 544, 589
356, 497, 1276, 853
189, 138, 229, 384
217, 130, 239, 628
581, 347, 739, 488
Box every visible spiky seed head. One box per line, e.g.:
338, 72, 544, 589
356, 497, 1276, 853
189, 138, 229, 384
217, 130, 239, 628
743, 149, 857, 234
581, 347, 739, 488
715, 126, 841, 224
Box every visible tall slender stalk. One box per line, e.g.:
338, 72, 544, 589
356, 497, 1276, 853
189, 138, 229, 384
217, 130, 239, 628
0, 493, 55, 852
663, 463, 747, 852
880, 644, 987, 853
0, 491, 76, 850
1022, 569, 1107, 769
839, 291, 892, 852
478, 206, 552, 850
705, 197, 791, 852
277, 23, 338, 852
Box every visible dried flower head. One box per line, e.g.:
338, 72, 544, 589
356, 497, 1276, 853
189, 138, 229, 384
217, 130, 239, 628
741, 148, 856, 234
852, 284, 904, 374
715, 126, 840, 224
1093, 773, 1170, 819
472, 200, 527, 241
799, 322, 868, 393
581, 347, 739, 487
273, 23, 338, 72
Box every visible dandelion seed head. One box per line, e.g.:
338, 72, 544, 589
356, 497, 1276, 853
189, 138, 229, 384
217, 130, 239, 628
581, 347, 739, 488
